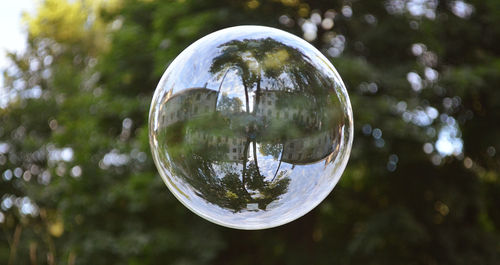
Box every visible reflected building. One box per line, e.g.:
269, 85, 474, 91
281, 130, 336, 164
160, 87, 339, 165
185, 130, 246, 162
160, 87, 218, 128
255, 90, 323, 129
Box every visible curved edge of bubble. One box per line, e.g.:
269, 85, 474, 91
148, 25, 354, 230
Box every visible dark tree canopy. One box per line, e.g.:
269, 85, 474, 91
1, 0, 500, 264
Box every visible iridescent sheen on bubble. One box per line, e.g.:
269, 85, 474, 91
149, 26, 353, 230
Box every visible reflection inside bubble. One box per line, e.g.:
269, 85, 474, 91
149, 26, 352, 229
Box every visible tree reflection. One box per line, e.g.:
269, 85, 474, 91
157, 37, 344, 212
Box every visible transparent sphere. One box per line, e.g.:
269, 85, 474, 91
149, 26, 353, 230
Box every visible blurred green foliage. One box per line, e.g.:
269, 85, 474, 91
1, 0, 500, 264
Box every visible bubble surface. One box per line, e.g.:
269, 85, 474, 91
149, 26, 353, 229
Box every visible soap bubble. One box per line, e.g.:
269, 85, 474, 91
149, 26, 353, 230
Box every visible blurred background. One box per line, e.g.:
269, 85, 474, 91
1, 0, 499, 264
